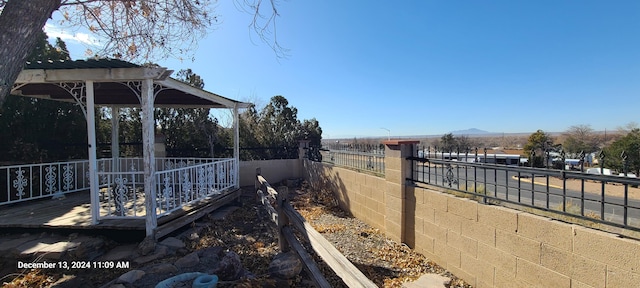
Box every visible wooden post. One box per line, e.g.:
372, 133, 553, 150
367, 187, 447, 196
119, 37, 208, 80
233, 103, 240, 188
255, 168, 261, 191
276, 186, 290, 252
141, 78, 157, 238
86, 80, 99, 225
255, 167, 261, 203
111, 105, 125, 214
111, 106, 120, 172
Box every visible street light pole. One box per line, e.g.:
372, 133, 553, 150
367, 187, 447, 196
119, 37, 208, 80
380, 128, 390, 140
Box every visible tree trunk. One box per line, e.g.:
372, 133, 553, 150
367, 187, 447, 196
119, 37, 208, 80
0, 0, 61, 105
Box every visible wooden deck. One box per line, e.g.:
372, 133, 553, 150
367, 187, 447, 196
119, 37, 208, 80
0, 189, 241, 239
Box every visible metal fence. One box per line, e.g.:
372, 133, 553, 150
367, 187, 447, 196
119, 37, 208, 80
409, 147, 640, 231
163, 146, 300, 161
313, 143, 385, 175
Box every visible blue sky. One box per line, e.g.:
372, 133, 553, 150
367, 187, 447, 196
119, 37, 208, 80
46, 1, 640, 139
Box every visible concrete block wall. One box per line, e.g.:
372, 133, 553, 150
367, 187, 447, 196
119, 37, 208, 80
299, 140, 640, 288
239, 159, 301, 187
303, 160, 386, 231
408, 185, 640, 288
382, 140, 416, 243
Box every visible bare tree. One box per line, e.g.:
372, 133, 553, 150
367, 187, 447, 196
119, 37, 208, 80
617, 122, 639, 134
456, 135, 477, 152
234, 0, 289, 58
0, 0, 284, 105
57, 1, 215, 60
562, 124, 601, 157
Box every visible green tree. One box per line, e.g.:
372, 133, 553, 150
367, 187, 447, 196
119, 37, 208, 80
0, 0, 283, 105
524, 129, 554, 167
116, 108, 143, 157
256, 96, 300, 158
301, 118, 322, 147
604, 129, 640, 176
0, 31, 85, 163
236, 103, 268, 160
154, 69, 221, 157
440, 133, 456, 153
235, 95, 322, 160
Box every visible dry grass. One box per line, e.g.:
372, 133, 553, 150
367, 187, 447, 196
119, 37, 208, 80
1, 269, 54, 288
314, 223, 347, 233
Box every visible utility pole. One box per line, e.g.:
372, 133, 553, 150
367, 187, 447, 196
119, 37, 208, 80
380, 128, 390, 140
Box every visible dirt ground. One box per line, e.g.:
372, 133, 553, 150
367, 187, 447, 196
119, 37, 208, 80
1, 185, 472, 288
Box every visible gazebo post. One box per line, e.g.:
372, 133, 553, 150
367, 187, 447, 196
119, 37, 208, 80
86, 81, 100, 225
233, 103, 240, 188
111, 106, 120, 173
141, 79, 158, 237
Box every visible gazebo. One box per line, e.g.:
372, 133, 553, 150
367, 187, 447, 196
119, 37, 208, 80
2, 59, 249, 238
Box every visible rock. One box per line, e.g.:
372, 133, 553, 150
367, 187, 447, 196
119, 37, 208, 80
179, 223, 207, 241
49, 274, 77, 287
108, 285, 126, 288
268, 251, 302, 279
175, 251, 200, 268
0, 234, 39, 257
138, 237, 156, 256
240, 269, 256, 280
211, 251, 243, 281
198, 246, 224, 259
145, 263, 178, 274
67, 236, 105, 260
159, 237, 185, 249
100, 244, 138, 261
116, 269, 145, 284
134, 245, 168, 265
187, 231, 200, 240
16, 238, 80, 260
402, 274, 451, 288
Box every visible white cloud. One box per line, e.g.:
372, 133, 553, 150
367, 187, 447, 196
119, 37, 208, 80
44, 23, 101, 46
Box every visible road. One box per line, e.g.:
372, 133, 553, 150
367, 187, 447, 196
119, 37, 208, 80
412, 165, 640, 229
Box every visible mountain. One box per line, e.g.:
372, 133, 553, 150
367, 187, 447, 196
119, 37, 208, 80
450, 128, 491, 135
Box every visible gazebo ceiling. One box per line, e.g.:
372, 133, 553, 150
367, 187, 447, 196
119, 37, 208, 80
11, 59, 249, 109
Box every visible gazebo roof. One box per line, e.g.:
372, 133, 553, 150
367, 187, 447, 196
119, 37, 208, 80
11, 59, 249, 109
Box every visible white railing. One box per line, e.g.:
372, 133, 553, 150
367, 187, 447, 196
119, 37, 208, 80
1, 158, 238, 220
96, 157, 223, 174
1, 160, 91, 205
157, 157, 224, 171
97, 171, 146, 219
97, 157, 235, 219
155, 158, 236, 217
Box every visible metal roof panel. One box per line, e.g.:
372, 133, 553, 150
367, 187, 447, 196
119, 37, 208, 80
25, 59, 140, 70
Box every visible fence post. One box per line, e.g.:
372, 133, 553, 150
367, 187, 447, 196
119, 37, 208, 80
255, 167, 261, 190
277, 186, 290, 252
299, 140, 310, 159
382, 140, 419, 243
